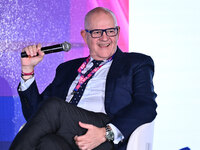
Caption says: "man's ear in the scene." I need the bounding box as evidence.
[81,30,87,43]
[117,26,120,37]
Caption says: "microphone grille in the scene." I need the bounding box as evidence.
[62,41,71,52]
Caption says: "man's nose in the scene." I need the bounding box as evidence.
[100,31,109,41]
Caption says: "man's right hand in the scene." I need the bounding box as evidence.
[21,44,45,80]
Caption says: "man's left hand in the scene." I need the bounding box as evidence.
[74,121,106,150]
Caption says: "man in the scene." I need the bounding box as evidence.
[10,7,157,150]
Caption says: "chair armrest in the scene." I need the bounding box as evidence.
[126,121,154,150]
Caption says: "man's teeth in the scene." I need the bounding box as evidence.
[99,44,110,47]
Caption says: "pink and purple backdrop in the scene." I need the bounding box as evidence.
[0,0,129,149]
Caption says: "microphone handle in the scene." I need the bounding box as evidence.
[41,43,63,54]
[21,43,63,58]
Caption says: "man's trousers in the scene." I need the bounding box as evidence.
[9,97,114,150]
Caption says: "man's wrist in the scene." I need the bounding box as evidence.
[21,70,34,81]
[21,65,34,72]
[21,75,34,81]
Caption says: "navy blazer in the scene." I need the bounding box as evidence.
[19,47,157,149]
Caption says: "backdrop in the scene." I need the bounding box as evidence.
[0,0,129,149]
[130,0,200,149]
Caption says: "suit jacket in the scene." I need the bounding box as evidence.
[18,47,157,150]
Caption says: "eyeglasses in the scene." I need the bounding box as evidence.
[85,26,119,38]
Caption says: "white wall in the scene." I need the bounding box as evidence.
[130,0,200,149]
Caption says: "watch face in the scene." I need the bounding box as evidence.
[106,125,114,141]
[107,132,114,141]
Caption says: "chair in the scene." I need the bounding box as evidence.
[126,121,155,150]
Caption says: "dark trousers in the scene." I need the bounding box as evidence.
[9,97,114,150]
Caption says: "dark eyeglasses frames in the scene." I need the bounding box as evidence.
[85,26,119,38]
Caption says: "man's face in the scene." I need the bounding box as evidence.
[81,12,120,60]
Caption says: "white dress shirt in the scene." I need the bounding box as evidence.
[20,57,124,144]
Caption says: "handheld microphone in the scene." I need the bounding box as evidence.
[21,41,71,58]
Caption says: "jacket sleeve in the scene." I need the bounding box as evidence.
[18,80,41,121]
[18,64,65,121]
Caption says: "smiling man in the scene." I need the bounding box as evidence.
[10,7,157,150]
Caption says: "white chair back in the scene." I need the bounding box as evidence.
[126,121,154,150]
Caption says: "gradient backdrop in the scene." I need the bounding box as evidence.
[0,0,129,149]
[130,0,200,149]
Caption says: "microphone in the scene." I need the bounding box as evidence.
[21,41,71,58]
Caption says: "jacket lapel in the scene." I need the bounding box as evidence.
[61,58,86,99]
[105,47,124,115]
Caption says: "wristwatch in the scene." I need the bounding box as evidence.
[105,125,114,141]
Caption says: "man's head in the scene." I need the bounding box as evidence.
[81,7,120,60]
